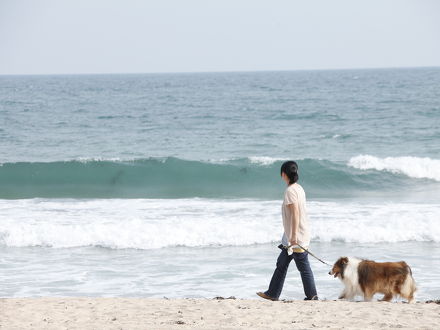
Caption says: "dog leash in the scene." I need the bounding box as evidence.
[295,244,332,266]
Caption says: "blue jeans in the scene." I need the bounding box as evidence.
[265,248,317,300]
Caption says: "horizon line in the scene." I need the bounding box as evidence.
[0,65,439,77]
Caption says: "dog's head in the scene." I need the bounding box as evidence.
[328,257,348,279]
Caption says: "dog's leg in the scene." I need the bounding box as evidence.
[403,292,415,304]
[401,274,416,303]
[343,287,356,301]
[338,289,347,300]
[363,289,374,302]
[379,293,393,302]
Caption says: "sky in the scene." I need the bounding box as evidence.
[0,0,439,74]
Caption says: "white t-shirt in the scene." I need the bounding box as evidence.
[281,183,311,248]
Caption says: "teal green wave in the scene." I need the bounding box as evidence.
[0,157,433,199]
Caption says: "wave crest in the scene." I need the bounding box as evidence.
[1,156,438,199]
[348,155,440,181]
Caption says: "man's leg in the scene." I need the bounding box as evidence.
[265,249,293,299]
[292,252,318,299]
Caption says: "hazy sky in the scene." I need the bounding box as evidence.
[1,0,439,74]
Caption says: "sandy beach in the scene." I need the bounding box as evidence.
[1,297,439,329]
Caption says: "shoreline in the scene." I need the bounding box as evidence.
[1,297,439,329]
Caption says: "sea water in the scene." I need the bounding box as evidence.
[1,68,439,300]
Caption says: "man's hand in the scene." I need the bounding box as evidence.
[289,239,298,246]
[287,240,299,256]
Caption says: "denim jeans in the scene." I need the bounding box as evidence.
[265,248,317,300]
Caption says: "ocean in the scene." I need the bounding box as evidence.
[1,67,439,301]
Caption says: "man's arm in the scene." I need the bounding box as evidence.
[288,202,300,246]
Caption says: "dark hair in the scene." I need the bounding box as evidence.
[280,161,299,184]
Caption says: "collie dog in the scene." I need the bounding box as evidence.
[329,257,416,302]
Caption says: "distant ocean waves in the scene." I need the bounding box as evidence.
[0,155,439,199]
[1,198,439,249]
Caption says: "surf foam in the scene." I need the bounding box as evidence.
[348,155,440,181]
[1,198,439,249]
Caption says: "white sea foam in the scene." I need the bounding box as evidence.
[76,157,125,163]
[1,198,439,249]
[311,201,440,243]
[248,156,284,165]
[209,156,285,166]
[75,156,168,163]
[205,156,285,166]
[348,155,440,181]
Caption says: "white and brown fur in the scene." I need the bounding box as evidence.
[329,257,416,302]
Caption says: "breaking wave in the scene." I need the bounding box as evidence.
[1,156,438,199]
[348,155,440,181]
[1,199,439,248]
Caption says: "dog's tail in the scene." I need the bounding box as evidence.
[401,265,417,303]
